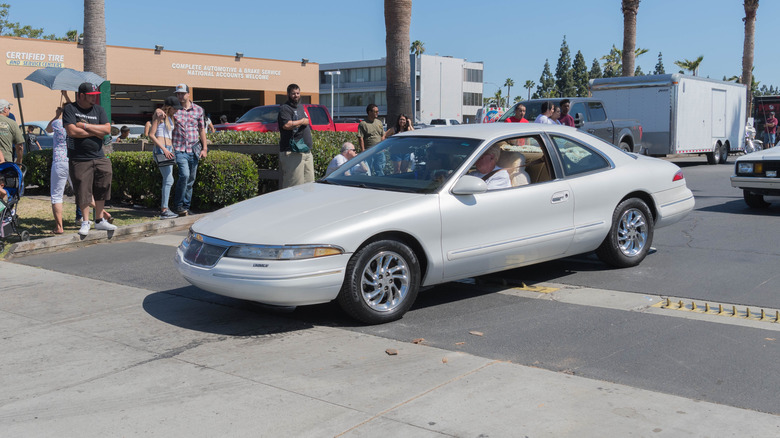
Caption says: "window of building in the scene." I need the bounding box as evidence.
[463,68,483,83]
[463,92,482,106]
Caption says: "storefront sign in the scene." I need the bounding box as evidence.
[171,63,282,81]
[5,51,65,68]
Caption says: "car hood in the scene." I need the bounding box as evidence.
[192,182,424,245]
[737,146,780,161]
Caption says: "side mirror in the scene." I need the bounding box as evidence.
[574,112,584,128]
[452,175,488,195]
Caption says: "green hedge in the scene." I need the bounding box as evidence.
[21,131,359,211]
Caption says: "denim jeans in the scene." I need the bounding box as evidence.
[173,150,199,211]
[370,151,386,176]
[159,163,174,210]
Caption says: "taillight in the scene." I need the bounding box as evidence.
[673,170,684,181]
[639,125,643,141]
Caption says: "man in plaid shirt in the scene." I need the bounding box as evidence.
[172,84,208,215]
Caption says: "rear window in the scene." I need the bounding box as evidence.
[306,106,330,126]
[430,119,446,125]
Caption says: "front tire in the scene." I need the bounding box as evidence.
[743,190,770,209]
[337,239,420,324]
[596,198,654,268]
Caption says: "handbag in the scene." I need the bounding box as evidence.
[289,136,310,153]
[154,148,174,167]
[154,119,175,167]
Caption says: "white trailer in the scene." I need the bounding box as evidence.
[590,74,746,164]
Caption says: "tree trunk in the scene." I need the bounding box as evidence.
[83,0,107,79]
[743,1,758,120]
[385,0,412,127]
[621,1,639,77]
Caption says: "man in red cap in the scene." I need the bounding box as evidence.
[63,82,116,236]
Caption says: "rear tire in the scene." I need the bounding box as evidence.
[596,198,654,268]
[619,141,631,153]
[743,190,770,209]
[706,144,722,165]
[337,239,420,324]
[719,144,729,164]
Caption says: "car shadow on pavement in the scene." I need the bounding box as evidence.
[698,198,780,215]
[142,287,315,336]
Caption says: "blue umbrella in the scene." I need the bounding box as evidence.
[24,67,105,91]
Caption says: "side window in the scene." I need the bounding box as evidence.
[587,102,607,122]
[306,106,330,126]
[550,135,610,176]
[571,102,587,122]
[489,136,552,187]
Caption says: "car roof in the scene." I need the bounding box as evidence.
[397,122,581,140]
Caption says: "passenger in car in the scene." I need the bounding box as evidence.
[469,144,511,190]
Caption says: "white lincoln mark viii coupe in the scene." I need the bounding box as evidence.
[176,124,695,324]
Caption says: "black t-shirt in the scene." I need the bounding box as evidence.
[277,101,313,152]
[63,102,109,161]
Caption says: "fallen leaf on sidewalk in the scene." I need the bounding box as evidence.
[765,338,776,341]
[412,338,425,344]
[469,331,484,337]
[385,348,398,356]
[442,357,448,363]
[455,342,465,345]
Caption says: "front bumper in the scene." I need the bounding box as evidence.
[730,176,780,196]
[175,244,350,306]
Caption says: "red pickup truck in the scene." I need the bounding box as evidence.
[215,104,359,133]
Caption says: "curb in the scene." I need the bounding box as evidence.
[4,214,204,260]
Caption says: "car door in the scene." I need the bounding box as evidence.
[438,136,575,281]
[583,101,614,144]
[548,133,616,255]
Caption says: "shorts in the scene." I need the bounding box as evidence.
[69,157,113,208]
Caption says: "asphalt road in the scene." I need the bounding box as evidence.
[12,156,780,416]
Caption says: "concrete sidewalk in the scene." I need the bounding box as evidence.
[1,261,778,437]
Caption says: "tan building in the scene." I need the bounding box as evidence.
[2,36,319,124]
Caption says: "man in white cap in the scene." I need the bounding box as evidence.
[63,82,117,236]
[171,83,207,215]
[0,99,24,164]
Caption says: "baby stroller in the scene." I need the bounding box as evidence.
[0,162,30,251]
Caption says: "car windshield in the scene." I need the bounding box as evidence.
[321,136,483,194]
[237,106,279,123]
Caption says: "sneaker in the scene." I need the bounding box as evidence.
[78,220,91,236]
[95,219,118,231]
[160,210,178,219]
[176,209,190,216]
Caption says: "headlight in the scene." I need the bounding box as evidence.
[737,162,756,174]
[226,244,344,260]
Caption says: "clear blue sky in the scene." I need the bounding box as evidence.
[6,0,778,98]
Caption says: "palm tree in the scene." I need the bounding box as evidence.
[504,78,514,107]
[524,80,535,100]
[410,40,425,57]
[621,0,641,77]
[385,0,412,126]
[83,0,106,79]
[743,0,759,118]
[674,56,704,76]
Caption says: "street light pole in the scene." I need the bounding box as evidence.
[324,71,341,119]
